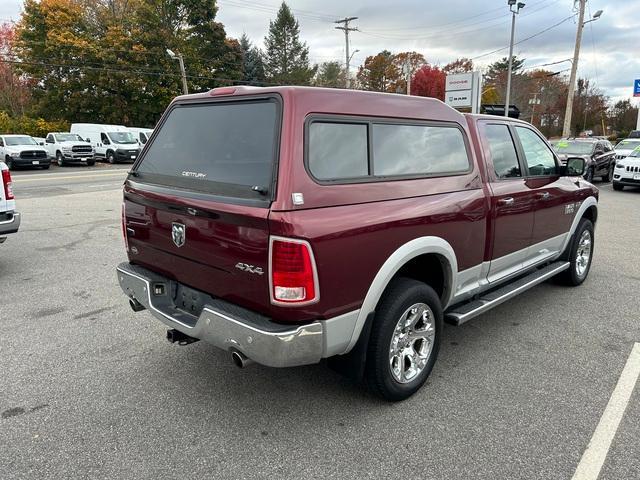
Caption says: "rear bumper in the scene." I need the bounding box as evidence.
[0,211,20,236]
[116,262,330,367]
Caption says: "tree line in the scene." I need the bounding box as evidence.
[0,0,636,138]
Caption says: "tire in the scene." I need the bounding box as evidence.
[87,160,95,166]
[365,277,442,401]
[613,182,624,191]
[584,167,594,183]
[602,164,614,183]
[5,156,13,170]
[107,150,115,164]
[557,218,594,286]
[56,151,64,167]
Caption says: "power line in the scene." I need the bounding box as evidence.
[471,15,576,61]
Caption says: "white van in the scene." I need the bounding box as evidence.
[127,127,154,145]
[70,124,140,163]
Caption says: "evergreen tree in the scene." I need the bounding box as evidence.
[314,61,344,88]
[263,2,316,85]
[240,33,265,84]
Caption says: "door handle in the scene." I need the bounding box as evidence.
[537,191,550,200]
[498,197,514,206]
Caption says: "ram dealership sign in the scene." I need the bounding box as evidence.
[445,72,482,113]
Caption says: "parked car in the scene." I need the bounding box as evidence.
[45,132,95,166]
[70,124,140,163]
[116,86,598,401]
[0,135,50,170]
[0,160,20,244]
[614,138,640,162]
[552,138,616,182]
[127,127,154,145]
[613,146,640,191]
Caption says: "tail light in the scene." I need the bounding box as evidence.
[121,202,129,252]
[2,169,14,200]
[270,237,319,305]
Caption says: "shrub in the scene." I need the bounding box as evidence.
[0,111,69,137]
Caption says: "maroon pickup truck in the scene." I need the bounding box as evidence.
[117,86,597,400]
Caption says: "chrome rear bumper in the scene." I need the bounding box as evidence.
[116,262,325,367]
[0,211,20,236]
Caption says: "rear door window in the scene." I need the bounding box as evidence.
[135,98,280,201]
[483,124,521,179]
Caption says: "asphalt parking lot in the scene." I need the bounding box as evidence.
[1,167,639,479]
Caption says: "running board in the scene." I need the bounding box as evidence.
[445,261,570,326]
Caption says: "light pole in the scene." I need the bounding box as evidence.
[166,48,188,95]
[504,0,525,117]
[562,5,603,137]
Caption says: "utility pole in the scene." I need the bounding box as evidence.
[562,0,586,137]
[335,17,358,89]
[528,92,541,125]
[166,49,188,95]
[504,1,525,117]
[404,61,412,95]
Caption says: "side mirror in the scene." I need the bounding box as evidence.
[564,157,586,176]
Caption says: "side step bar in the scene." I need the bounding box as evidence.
[445,261,570,326]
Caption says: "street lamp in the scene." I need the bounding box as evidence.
[504,0,525,117]
[166,48,188,95]
[562,5,603,137]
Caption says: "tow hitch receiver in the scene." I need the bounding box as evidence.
[166,329,199,346]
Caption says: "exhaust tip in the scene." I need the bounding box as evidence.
[231,350,253,368]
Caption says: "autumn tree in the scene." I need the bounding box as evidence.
[240,33,265,84]
[0,22,31,117]
[356,50,400,93]
[410,64,446,100]
[443,57,473,74]
[263,2,316,85]
[314,61,345,88]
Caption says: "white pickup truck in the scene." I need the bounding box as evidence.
[0,161,20,244]
[45,132,95,166]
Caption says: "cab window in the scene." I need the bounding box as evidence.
[515,127,557,176]
[483,124,521,179]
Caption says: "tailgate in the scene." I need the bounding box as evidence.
[124,184,271,312]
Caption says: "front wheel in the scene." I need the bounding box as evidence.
[5,157,13,170]
[107,151,115,164]
[558,218,594,286]
[602,164,614,183]
[365,278,442,401]
[584,167,594,183]
[56,151,64,166]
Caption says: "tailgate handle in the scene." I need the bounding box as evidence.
[498,197,514,206]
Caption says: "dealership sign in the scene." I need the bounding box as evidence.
[445,72,482,113]
[634,79,640,97]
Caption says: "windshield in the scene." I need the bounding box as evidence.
[615,139,640,150]
[55,133,83,142]
[553,140,594,155]
[4,136,38,146]
[108,132,136,144]
[629,147,640,158]
[135,99,279,201]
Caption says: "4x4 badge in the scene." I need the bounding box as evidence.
[235,263,264,275]
[171,222,186,247]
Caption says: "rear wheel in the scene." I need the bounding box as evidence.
[602,164,614,182]
[557,218,594,286]
[613,182,624,191]
[365,277,442,401]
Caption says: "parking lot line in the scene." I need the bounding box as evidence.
[13,171,128,183]
[571,343,640,480]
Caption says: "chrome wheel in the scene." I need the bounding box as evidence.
[575,230,592,277]
[389,303,435,384]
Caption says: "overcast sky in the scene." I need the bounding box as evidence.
[1,0,638,103]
